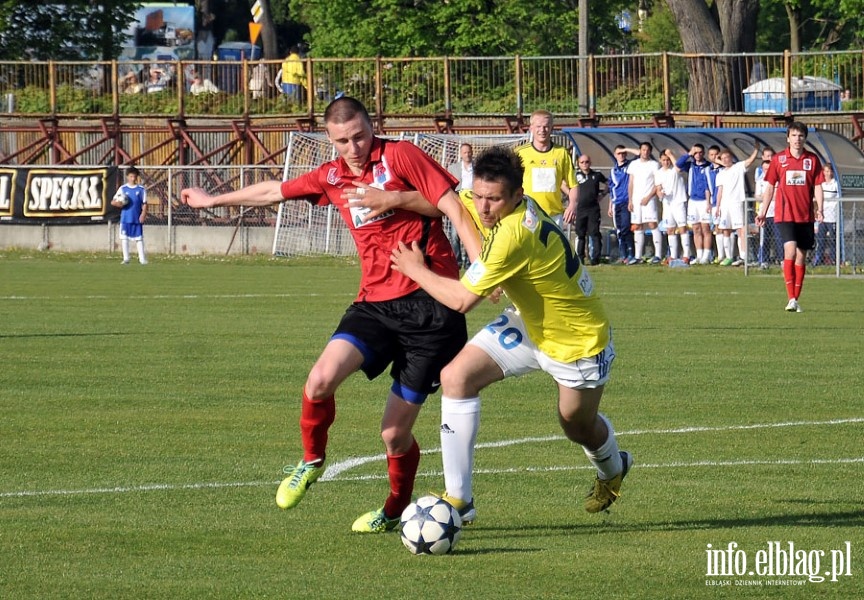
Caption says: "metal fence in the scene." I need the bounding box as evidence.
[2,50,863,121]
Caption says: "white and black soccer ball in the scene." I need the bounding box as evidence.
[400,495,462,555]
[112,188,130,207]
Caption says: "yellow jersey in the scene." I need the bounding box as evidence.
[515,143,577,217]
[462,197,609,362]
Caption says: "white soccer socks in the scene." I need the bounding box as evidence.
[440,395,481,503]
[582,413,623,481]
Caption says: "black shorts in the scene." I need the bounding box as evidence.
[333,289,467,402]
[777,222,815,251]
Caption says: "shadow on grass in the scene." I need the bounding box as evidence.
[468,510,864,537]
[0,332,131,339]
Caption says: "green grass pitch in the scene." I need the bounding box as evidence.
[1,251,862,599]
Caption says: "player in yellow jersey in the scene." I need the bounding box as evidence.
[515,110,578,226]
[391,147,632,520]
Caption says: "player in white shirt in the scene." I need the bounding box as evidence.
[714,144,760,266]
[814,164,840,266]
[627,142,661,263]
[655,149,691,262]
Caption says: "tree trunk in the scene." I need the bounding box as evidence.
[784,3,801,53]
[665,0,759,112]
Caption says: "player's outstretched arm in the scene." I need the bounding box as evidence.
[391,241,483,313]
[437,190,482,262]
[180,181,284,209]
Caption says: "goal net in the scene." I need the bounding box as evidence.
[272,132,528,257]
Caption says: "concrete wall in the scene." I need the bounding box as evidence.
[0,224,275,256]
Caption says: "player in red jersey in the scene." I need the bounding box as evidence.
[756,122,825,313]
[181,96,481,533]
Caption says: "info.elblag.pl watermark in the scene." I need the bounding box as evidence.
[705,541,853,586]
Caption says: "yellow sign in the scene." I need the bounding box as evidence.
[251,0,263,24]
[249,22,262,45]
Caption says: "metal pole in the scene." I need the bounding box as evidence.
[578,0,589,116]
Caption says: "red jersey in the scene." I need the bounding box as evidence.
[280,138,459,302]
[763,149,824,223]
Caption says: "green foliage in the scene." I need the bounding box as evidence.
[287,0,633,58]
[0,1,142,60]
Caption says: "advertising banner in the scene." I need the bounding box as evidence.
[0,166,121,225]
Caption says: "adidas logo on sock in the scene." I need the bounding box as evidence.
[440,424,454,434]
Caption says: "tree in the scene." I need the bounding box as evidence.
[664,0,759,111]
[285,0,631,58]
[0,0,141,60]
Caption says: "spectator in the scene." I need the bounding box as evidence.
[120,70,142,94]
[813,164,839,266]
[447,142,474,267]
[249,62,273,100]
[280,45,306,105]
[190,72,219,95]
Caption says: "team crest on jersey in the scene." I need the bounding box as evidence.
[372,156,393,188]
[326,168,340,186]
[778,154,788,165]
[576,172,588,184]
[522,201,540,232]
[803,158,813,171]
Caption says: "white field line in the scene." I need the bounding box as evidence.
[1,418,861,499]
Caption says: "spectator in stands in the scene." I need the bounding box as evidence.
[609,145,639,264]
[655,149,691,263]
[120,70,142,94]
[676,143,713,264]
[180,96,481,534]
[146,67,168,93]
[565,153,607,265]
[627,141,661,263]
[249,62,273,100]
[714,144,760,266]
[756,121,825,313]
[280,45,306,105]
[447,142,474,267]
[516,109,577,227]
[190,71,219,95]
[813,164,840,266]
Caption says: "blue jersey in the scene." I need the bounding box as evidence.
[675,155,711,202]
[609,159,632,205]
[707,165,722,206]
[119,184,146,224]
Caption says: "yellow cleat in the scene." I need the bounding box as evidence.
[275,459,325,509]
[585,451,633,513]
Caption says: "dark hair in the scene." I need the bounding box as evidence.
[708,145,721,153]
[474,146,524,196]
[126,166,140,176]
[692,143,705,152]
[787,121,809,139]
[323,96,372,126]
[640,141,653,152]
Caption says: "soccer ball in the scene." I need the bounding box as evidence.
[112,189,130,207]
[399,495,462,555]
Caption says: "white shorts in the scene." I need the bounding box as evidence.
[631,198,658,225]
[719,201,745,230]
[662,201,687,230]
[686,199,712,226]
[468,306,615,389]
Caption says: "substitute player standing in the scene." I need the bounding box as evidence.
[756,122,824,312]
[181,96,481,533]
[391,146,632,519]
